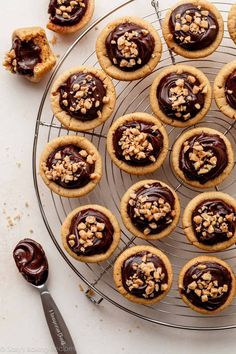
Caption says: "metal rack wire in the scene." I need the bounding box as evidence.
[33,0,236,330]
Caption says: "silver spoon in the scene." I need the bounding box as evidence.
[13,238,77,354]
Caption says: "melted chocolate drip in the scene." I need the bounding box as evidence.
[122,251,168,298]
[182,261,232,311]
[59,72,106,121]
[105,22,155,71]
[192,200,236,245]
[47,145,94,189]
[13,239,48,286]
[169,3,219,51]
[127,182,175,234]
[67,208,114,256]
[225,70,236,109]
[48,0,88,26]
[113,121,164,166]
[13,37,41,76]
[179,133,228,184]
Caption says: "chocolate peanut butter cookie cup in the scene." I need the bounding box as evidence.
[51,66,116,131]
[150,65,212,128]
[107,113,169,175]
[113,245,173,305]
[179,256,236,314]
[172,127,234,189]
[228,4,236,45]
[39,135,102,198]
[214,61,236,120]
[162,0,224,59]
[61,205,120,263]
[183,192,236,251]
[3,27,56,83]
[96,16,162,81]
[47,0,94,34]
[121,180,180,240]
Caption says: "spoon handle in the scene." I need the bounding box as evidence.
[39,284,77,354]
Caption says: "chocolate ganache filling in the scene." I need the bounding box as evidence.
[113,121,164,166]
[122,251,168,299]
[157,72,205,121]
[127,182,176,235]
[45,145,95,189]
[192,200,236,245]
[179,133,228,184]
[105,22,155,71]
[67,208,114,256]
[12,37,41,76]
[182,262,232,311]
[169,3,219,51]
[58,72,106,121]
[13,239,48,286]
[48,0,88,26]
[225,70,236,109]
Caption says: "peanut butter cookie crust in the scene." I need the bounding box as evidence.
[150,64,212,127]
[121,179,180,240]
[113,245,173,305]
[61,204,120,263]
[162,0,224,59]
[96,16,162,81]
[172,127,234,189]
[183,192,236,251]
[47,0,95,34]
[107,112,169,175]
[179,256,236,314]
[51,66,116,131]
[3,27,56,83]
[39,135,102,198]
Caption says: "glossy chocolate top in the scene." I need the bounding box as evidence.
[225,70,236,109]
[105,22,155,71]
[67,208,114,256]
[127,182,176,235]
[169,3,219,51]
[179,132,228,184]
[122,251,169,299]
[13,239,48,286]
[45,145,95,189]
[157,72,205,121]
[48,0,88,26]
[113,121,164,166]
[192,199,236,245]
[181,261,232,311]
[58,72,107,121]
[13,37,41,76]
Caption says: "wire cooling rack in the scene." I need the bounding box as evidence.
[33,0,236,330]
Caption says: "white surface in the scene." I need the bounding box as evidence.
[1,0,236,353]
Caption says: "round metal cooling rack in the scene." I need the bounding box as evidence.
[33,0,236,330]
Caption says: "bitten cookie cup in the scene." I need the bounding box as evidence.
[214,61,236,120]
[120,180,180,241]
[150,64,212,128]
[96,16,162,81]
[228,4,236,45]
[3,27,56,83]
[61,204,121,263]
[51,66,116,132]
[47,0,95,34]
[172,127,234,189]
[162,0,224,59]
[183,192,236,252]
[178,256,236,314]
[39,135,102,198]
[113,245,173,305]
[106,112,169,175]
